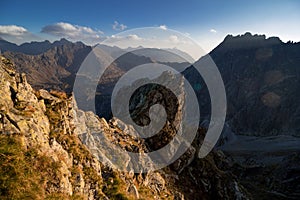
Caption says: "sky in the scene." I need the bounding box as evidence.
[0,0,300,58]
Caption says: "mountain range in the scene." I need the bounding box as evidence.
[2,33,300,137]
[1,33,300,199]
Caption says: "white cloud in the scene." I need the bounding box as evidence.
[41,22,104,43]
[169,35,179,43]
[112,21,127,31]
[0,25,44,45]
[159,25,167,30]
[126,34,142,40]
[210,29,217,33]
[0,25,28,36]
[109,34,142,42]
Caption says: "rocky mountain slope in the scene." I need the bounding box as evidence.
[0,56,248,199]
[184,32,300,136]
[2,39,92,92]
[182,33,300,198]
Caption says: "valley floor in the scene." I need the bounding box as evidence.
[219,135,300,199]
[220,135,300,165]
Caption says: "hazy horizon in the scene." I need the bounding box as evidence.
[1,0,299,56]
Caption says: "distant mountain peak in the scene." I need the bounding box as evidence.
[0,38,85,55]
[53,38,72,45]
[59,38,70,43]
[219,32,282,51]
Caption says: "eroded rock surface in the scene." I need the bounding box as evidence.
[0,56,248,199]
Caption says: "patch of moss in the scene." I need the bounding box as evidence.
[0,134,61,200]
[100,170,130,200]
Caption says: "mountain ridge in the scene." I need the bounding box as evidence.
[0,38,79,55]
[184,32,300,137]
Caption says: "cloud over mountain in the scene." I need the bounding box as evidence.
[169,35,179,43]
[41,22,104,43]
[0,25,28,36]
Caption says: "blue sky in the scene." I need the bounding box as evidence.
[1,0,300,54]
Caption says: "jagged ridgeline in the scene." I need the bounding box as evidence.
[0,56,248,199]
[2,34,300,136]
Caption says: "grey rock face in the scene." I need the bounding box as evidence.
[184,33,300,137]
